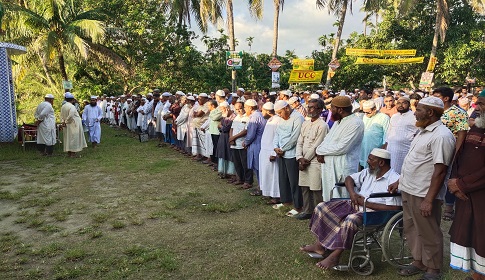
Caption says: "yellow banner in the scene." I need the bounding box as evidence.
[288,70,323,83]
[292,59,314,70]
[346,49,417,57]
[354,57,424,65]
[426,56,437,72]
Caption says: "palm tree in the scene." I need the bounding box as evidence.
[246,36,254,51]
[160,0,223,33]
[272,0,285,57]
[316,0,353,88]
[2,0,127,82]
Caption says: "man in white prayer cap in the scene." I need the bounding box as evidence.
[388,96,455,279]
[82,96,103,148]
[60,92,87,157]
[34,94,57,155]
[301,148,401,270]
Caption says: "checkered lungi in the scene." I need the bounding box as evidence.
[309,200,363,250]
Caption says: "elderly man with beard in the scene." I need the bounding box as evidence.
[60,92,87,158]
[34,94,57,156]
[316,96,365,201]
[388,96,455,280]
[448,90,485,280]
[215,101,237,180]
[360,100,390,169]
[383,96,418,173]
[192,93,210,161]
[300,148,401,269]
[294,98,329,220]
[82,96,103,148]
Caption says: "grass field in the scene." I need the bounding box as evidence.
[0,124,464,279]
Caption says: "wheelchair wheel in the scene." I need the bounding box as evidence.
[381,211,413,268]
[350,255,374,276]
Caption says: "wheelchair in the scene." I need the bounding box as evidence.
[329,183,413,275]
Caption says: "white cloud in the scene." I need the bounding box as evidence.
[191,0,367,58]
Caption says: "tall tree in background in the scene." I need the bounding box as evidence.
[2,0,126,82]
[160,0,223,32]
[272,0,285,56]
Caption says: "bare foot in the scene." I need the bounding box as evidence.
[299,243,325,255]
[316,256,339,269]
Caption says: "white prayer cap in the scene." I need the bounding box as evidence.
[175,91,184,96]
[245,99,257,107]
[219,101,229,107]
[279,90,291,96]
[416,91,424,98]
[340,90,346,96]
[187,96,195,101]
[162,92,171,97]
[120,95,126,98]
[141,97,147,101]
[64,92,74,98]
[452,94,459,101]
[310,93,320,100]
[45,94,54,99]
[198,93,208,98]
[363,100,376,110]
[232,93,238,97]
[458,97,470,106]
[274,100,288,111]
[147,92,153,96]
[419,96,444,109]
[127,98,132,101]
[466,93,474,97]
[215,90,225,97]
[317,90,323,93]
[288,96,299,105]
[237,87,245,93]
[262,102,274,110]
[90,95,97,100]
[269,91,277,96]
[303,91,310,95]
[370,148,391,160]
[398,96,411,102]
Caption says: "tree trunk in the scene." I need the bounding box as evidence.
[325,0,347,89]
[272,0,280,57]
[427,0,441,72]
[227,0,237,92]
[58,52,68,82]
[37,52,55,86]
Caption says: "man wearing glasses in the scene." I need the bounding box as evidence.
[360,100,390,170]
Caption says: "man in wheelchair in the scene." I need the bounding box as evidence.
[300,148,401,269]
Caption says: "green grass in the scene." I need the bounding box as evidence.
[0,124,466,279]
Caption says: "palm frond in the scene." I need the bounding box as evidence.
[248,0,263,19]
[86,42,130,76]
[69,19,105,43]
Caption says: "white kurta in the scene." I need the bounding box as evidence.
[201,119,212,157]
[60,102,87,152]
[82,105,103,143]
[34,101,56,146]
[316,114,365,201]
[160,101,171,134]
[296,119,329,190]
[259,115,282,198]
[385,110,418,174]
[175,104,190,141]
[137,104,148,131]
[154,101,164,133]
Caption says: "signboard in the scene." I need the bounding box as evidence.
[419,72,434,87]
[328,58,340,71]
[63,80,73,89]
[271,72,280,83]
[226,51,243,70]
[288,70,324,84]
[292,59,314,70]
[354,57,424,65]
[426,56,437,72]
[346,48,417,57]
[267,57,282,71]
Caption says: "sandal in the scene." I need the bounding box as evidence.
[397,265,426,276]
[443,210,454,221]
[240,183,252,190]
[249,190,262,196]
[266,198,281,205]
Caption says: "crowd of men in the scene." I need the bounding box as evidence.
[34,86,484,279]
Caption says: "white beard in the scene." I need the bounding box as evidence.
[475,115,485,129]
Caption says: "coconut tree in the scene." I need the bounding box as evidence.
[272,0,285,57]
[160,0,223,33]
[2,0,128,82]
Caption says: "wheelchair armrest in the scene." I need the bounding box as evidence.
[368,192,401,198]
[335,182,346,187]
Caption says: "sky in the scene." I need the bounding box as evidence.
[190,0,368,58]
